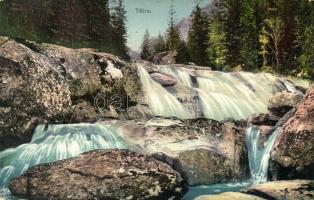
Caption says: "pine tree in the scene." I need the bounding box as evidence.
[187,3,210,66]
[239,0,259,70]
[111,0,129,59]
[153,33,167,54]
[141,29,152,60]
[298,26,314,78]
[175,40,189,64]
[166,2,181,52]
[83,0,112,49]
[221,0,242,67]
[208,1,227,70]
[298,1,314,78]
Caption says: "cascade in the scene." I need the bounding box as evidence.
[138,66,191,119]
[246,126,281,183]
[138,64,290,121]
[0,123,127,188]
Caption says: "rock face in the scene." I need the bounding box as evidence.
[195,192,266,200]
[150,72,177,86]
[70,101,98,123]
[0,37,71,150]
[270,86,314,179]
[248,113,280,126]
[243,180,314,200]
[149,51,176,65]
[9,149,187,200]
[0,37,142,150]
[268,92,303,117]
[177,148,241,185]
[117,118,249,185]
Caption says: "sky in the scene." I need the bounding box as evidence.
[122,0,208,51]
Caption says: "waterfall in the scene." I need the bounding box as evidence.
[138,64,290,121]
[245,126,281,183]
[138,66,191,119]
[0,123,127,188]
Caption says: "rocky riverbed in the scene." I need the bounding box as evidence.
[1,37,313,200]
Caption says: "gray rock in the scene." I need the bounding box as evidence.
[0,37,143,150]
[268,92,303,117]
[270,86,314,180]
[243,180,314,200]
[70,101,98,123]
[149,51,176,65]
[248,113,280,126]
[150,72,177,86]
[117,118,249,185]
[9,149,188,200]
[0,37,71,150]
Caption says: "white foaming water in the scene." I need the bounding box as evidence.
[138,66,191,119]
[138,64,289,121]
[0,124,127,188]
[246,126,281,183]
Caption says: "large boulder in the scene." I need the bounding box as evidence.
[117,118,249,185]
[270,85,314,179]
[268,92,303,117]
[9,149,187,200]
[248,113,280,126]
[0,37,71,150]
[149,51,176,65]
[150,72,177,87]
[0,37,143,150]
[176,148,243,185]
[243,180,314,200]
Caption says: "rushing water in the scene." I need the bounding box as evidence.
[0,65,296,199]
[246,126,282,183]
[138,64,291,121]
[0,124,127,189]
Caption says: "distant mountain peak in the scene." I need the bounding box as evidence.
[175,1,215,41]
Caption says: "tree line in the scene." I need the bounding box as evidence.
[0,0,129,59]
[141,0,314,79]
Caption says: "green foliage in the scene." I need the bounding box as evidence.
[212,0,313,77]
[263,17,285,71]
[153,34,167,54]
[259,27,269,67]
[208,14,227,70]
[239,0,258,70]
[175,40,189,64]
[140,29,152,60]
[298,26,314,79]
[187,4,210,66]
[221,0,241,67]
[0,0,128,58]
[166,2,181,51]
[111,0,129,59]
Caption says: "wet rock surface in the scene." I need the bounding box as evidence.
[9,149,187,200]
[248,113,280,126]
[117,118,249,185]
[270,85,314,179]
[268,92,303,117]
[150,72,177,86]
[243,180,314,200]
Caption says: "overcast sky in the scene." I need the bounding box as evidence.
[122,0,208,51]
